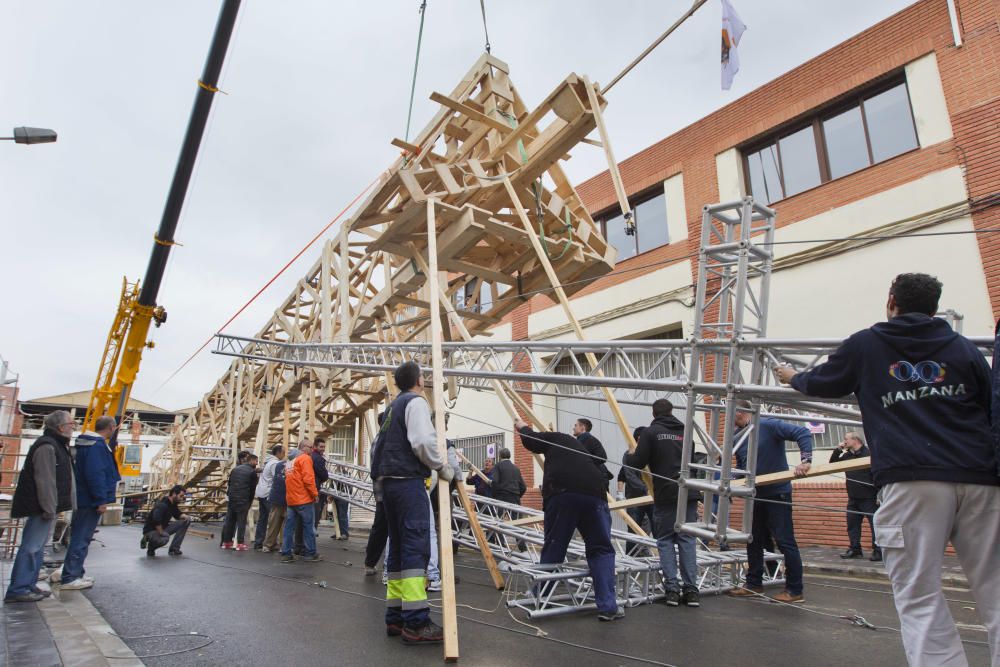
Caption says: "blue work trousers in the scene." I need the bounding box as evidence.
[747,492,803,594]
[383,478,431,629]
[61,507,103,583]
[539,492,618,614]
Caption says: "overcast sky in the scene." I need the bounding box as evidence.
[1,0,917,411]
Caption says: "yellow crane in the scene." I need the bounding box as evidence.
[81,0,242,475]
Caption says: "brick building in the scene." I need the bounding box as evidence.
[450,0,999,549]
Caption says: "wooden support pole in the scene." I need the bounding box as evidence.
[501,178,653,536]
[582,76,632,228]
[283,398,291,449]
[455,482,506,590]
[425,199,460,661]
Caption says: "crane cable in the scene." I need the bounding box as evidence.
[404,0,429,144]
[479,0,492,53]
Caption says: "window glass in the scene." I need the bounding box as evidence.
[746,144,783,204]
[603,212,636,261]
[778,126,821,197]
[864,83,918,162]
[635,193,668,254]
[823,106,870,179]
[479,282,492,312]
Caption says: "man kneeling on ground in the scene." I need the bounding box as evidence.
[141,485,191,556]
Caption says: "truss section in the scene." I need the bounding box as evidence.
[324,461,784,619]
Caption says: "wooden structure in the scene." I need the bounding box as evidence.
[150,53,618,492]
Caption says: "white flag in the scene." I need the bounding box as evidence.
[721,0,746,90]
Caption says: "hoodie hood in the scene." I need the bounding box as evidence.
[75,432,107,447]
[871,313,959,358]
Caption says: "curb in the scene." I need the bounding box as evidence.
[803,562,968,588]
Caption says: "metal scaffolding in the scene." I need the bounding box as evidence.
[325,461,784,618]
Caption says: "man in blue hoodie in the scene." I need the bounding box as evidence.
[777,273,999,667]
[60,416,121,590]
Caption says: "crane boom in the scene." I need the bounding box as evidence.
[82,0,242,475]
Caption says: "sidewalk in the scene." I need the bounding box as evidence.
[800,546,969,587]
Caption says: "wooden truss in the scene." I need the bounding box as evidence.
[150,52,622,499]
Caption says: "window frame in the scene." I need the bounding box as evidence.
[597,186,669,261]
[741,73,918,204]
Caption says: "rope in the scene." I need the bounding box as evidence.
[602,0,710,95]
[478,0,492,53]
[404,0,429,144]
[155,174,382,393]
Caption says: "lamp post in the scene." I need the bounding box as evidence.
[1,127,57,145]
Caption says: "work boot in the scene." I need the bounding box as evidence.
[4,592,44,603]
[682,589,700,608]
[281,554,296,563]
[727,585,763,597]
[169,549,183,556]
[146,548,157,557]
[771,590,805,604]
[401,621,444,645]
[839,548,863,559]
[869,549,883,562]
[664,590,681,606]
[597,606,625,622]
[386,623,403,637]
[30,587,52,598]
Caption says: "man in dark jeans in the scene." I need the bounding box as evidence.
[728,404,813,603]
[221,451,257,550]
[516,418,623,622]
[830,432,880,561]
[618,426,655,557]
[311,438,331,529]
[142,485,191,556]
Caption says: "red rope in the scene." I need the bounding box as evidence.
[155,174,382,393]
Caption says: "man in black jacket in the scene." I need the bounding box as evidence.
[490,448,526,505]
[515,418,623,622]
[142,485,191,556]
[830,432,880,561]
[5,411,76,603]
[618,426,655,557]
[572,419,614,492]
[221,451,257,550]
[777,273,999,666]
[623,399,699,607]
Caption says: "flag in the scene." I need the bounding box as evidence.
[721,0,746,90]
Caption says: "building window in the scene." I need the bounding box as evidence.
[599,189,669,261]
[743,77,918,204]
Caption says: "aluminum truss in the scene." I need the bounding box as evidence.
[323,460,784,619]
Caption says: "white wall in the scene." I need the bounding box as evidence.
[905,52,953,148]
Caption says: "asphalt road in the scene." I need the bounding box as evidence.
[76,524,991,666]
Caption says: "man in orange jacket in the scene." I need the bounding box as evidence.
[281,439,322,563]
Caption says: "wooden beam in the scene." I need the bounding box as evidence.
[734,457,872,487]
[455,482,505,590]
[425,200,459,661]
[430,91,511,134]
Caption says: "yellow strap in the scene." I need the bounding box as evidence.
[197,80,228,95]
[153,234,183,247]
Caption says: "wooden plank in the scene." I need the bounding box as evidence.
[430,91,511,134]
[734,457,873,487]
[433,164,464,196]
[425,200,460,661]
[581,75,632,232]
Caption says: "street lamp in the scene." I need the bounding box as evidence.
[1,127,57,145]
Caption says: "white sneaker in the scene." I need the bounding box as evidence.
[60,578,94,590]
[427,580,442,592]
[81,576,95,584]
